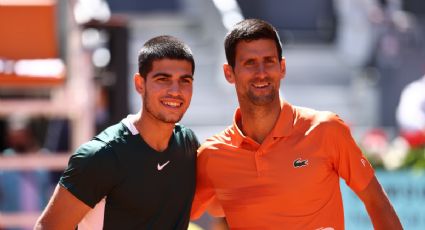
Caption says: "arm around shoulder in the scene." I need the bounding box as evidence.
[356,175,403,230]
[34,184,91,230]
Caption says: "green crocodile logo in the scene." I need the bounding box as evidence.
[293,158,308,168]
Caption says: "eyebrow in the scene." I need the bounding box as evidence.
[241,55,278,62]
[152,72,172,78]
[152,72,193,80]
[264,55,278,59]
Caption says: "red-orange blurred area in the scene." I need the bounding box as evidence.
[0,0,65,87]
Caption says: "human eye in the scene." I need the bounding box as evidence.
[180,76,193,85]
[151,73,173,84]
[157,77,169,82]
[244,59,256,66]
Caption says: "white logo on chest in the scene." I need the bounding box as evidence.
[157,161,170,171]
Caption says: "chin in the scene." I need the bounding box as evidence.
[162,115,184,124]
[250,97,274,106]
[247,92,277,105]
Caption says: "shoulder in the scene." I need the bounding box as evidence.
[61,125,125,192]
[95,122,132,144]
[197,126,232,155]
[174,124,199,145]
[174,124,197,140]
[293,106,349,133]
[71,122,130,166]
[174,124,200,152]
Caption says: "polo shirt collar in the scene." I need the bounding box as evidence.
[230,99,295,146]
[271,100,295,138]
[230,109,245,146]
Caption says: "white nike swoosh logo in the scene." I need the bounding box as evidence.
[157,161,170,171]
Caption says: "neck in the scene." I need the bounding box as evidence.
[134,112,175,152]
[239,98,281,144]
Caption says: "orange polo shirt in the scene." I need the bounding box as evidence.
[191,101,374,229]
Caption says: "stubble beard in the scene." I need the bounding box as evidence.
[143,91,184,124]
[246,83,277,106]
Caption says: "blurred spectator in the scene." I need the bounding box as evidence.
[361,128,389,159]
[396,74,425,147]
[0,115,51,230]
[333,0,385,67]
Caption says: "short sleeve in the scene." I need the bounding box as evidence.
[59,140,122,208]
[191,147,224,220]
[328,115,375,193]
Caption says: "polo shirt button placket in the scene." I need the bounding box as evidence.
[255,150,263,176]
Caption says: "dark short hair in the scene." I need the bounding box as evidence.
[224,19,283,68]
[138,35,195,77]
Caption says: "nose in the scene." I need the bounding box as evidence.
[256,63,267,79]
[167,80,181,96]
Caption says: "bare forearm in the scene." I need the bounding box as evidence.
[357,177,403,230]
[34,185,90,230]
[365,201,403,230]
[34,203,83,230]
[34,219,76,230]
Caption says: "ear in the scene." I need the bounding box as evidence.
[134,73,145,95]
[223,63,235,84]
[280,56,286,80]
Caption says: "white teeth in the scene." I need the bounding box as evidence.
[253,83,269,88]
[163,101,181,107]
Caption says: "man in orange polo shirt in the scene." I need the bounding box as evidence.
[191,19,402,229]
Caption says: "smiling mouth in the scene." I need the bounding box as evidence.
[161,100,183,108]
[252,82,270,88]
